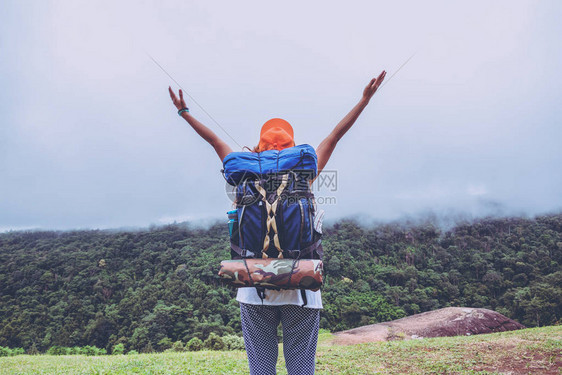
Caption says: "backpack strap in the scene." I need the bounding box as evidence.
[283,239,323,259]
[300,289,308,307]
[230,242,256,258]
[256,287,266,304]
[254,174,289,259]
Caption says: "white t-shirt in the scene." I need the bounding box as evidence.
[236,287,323,309]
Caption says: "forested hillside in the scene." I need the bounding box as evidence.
[1,214,561,353]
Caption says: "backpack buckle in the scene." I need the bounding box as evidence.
[241,249,255,258]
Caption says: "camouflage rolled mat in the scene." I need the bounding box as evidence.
[218,259,323,291]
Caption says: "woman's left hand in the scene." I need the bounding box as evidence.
[362,70,386,102]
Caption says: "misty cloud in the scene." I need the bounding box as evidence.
[1,1,561,231]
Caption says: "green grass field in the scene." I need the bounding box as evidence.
[1,326,560,374]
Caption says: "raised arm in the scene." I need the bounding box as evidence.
[169,87,233,162]
[316,71,386,174]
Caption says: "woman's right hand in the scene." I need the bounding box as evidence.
[168,86,187,110]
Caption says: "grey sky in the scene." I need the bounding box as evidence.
[1,0,561,231]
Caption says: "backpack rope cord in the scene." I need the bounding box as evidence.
[254,173,289,259]
[286,258,299,288]
[242,258,255,287]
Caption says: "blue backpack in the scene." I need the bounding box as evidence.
[222,144,323,261]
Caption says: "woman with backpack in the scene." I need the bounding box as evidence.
[169,69,386,375]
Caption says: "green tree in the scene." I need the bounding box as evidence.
[204,332,225,351]
[112,343,125,355]
[171,340,185,352]
[186,337,203,351]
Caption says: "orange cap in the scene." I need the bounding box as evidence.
[258,118,295,151]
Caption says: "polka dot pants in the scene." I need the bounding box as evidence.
[240,303,320,375]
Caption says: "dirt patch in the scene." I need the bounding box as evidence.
[331,307,525,345]
[468,340,562,375]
